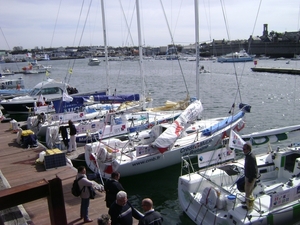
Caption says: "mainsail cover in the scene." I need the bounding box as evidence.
[152,100,203,153]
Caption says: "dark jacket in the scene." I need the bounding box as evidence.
[138,210,163,225]
[69,124,77,136]
[109,201,143,225]
[244,151,258,183]
[104,179,125,208]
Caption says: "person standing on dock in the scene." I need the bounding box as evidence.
[109,191,143,225]
[67,120,77,153]
[77,166,94,223]
[138,198,163,225]
[104,171,125,208]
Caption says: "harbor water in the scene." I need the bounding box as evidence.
[3,58,300,224]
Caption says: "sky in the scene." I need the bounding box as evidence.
[0,0,299,50]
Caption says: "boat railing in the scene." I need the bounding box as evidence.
[116,139,136,161]
[180,154,200,178]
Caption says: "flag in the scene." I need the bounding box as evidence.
[229,130,246,150]
[62,92,73,102]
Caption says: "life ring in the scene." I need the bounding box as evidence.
[200,187,218,209]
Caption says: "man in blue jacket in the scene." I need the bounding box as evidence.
[109,191,143,225]
[138,198,163,225]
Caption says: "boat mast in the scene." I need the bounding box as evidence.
[194,0,200,101]
[135,0,146,110]
[100,0,110,95]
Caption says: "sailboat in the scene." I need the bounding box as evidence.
[178,2,300,224]
[83,0,251,178]
[42,0,179,149]
[178,126,300,225]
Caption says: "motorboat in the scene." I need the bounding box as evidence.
[0,78,106,114]
[83,100,250,178]
[0,77,30,99]
[0,77,25,90]
[258,54,270,60]
[88,58,101,66]
[0,67,14,76]
[217,49,254,63]
[178,127,300,225]
[22,62,52,74]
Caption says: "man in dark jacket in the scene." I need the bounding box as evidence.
[104,171,125,208]
[109,191,143,225]
[67,120,77,153]
[138,198,163,225]
[243,143,258,210]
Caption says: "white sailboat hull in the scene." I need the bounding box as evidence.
[85,113,245,178]
[178,137,300,225]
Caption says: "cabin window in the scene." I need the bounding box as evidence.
[41,87,62,95]
[29,88,41,96]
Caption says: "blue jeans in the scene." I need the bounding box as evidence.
[80,198,90,220]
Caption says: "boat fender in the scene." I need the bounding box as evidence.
[97,147,107,163]
[200,187,218,209]
[217,194,226,210]
[214,187,225,209]
[16,128,23,144]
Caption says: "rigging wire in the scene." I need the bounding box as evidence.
[116,1,151,98]
[220,0,240,113]
[159,0,189,98]
[119,0,135,47]
[67,0,93,85]
[0,27,21,72]
[115,0,136,94]
[49,0,62,49]
[219,0,262,112]
[247,0,262,54]
[64,0,86,85]
[57,0,92,113]
[202,0,212,41]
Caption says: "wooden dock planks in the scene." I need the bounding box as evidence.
[0,122,139,225]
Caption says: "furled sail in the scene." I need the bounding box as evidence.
[152,100,203,153]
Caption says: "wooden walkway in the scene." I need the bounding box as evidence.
[0,122,139,225]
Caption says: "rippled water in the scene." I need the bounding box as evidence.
[5,58,300,224]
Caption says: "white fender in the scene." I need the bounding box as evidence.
[97,147,107,163]
[200,187,218,210]
[16,128,23,145]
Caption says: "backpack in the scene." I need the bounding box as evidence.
[71,176,84,197]
[88,186,96,199]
